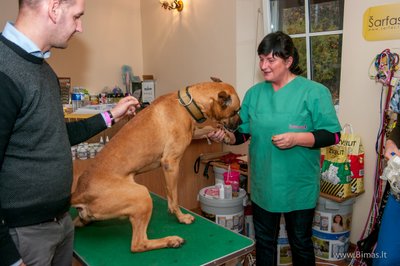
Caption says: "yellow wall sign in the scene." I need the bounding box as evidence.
[363,3,400,41]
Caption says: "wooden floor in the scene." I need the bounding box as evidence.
[72,258,81,266]
[316,258,354,266]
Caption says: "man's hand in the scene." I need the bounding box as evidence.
[109,96,141,123]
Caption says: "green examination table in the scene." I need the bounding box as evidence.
[71,193,254,266]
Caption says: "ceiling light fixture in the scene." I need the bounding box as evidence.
[160,0,184,12]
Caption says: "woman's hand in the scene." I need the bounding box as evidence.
[272,133,297,149]
[384,139,399,160]
[272,132,315,149]
[207,129,235,144]
[109,96,141,123]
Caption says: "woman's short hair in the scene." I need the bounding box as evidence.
[257,31,303,75]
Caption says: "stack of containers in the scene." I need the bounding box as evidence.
[312,197,355,261]
[198,166,248,233]
[277,216,292,265]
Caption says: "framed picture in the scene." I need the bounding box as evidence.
[58,77,71,104]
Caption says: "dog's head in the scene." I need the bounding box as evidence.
[190,80,241,131]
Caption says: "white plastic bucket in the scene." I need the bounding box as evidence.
[277,215,292,265]
[198,186,247,233]
[312,197,355,261]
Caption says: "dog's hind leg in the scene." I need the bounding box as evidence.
[129,185,184,252]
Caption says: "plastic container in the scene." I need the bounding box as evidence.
[312,197,355,261]
[213,166,226,184]
[223,171,240,196]
[199,186,247,233]
[277,216,292,265]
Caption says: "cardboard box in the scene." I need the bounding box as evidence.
[141,79,155,103]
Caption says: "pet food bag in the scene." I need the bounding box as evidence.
[342,124,365,195]
[320,144,352,199]
[320,124,365,199]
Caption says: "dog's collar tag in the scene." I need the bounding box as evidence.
[178,87,207,123]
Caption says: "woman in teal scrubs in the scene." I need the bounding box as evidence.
[208,31,341,266]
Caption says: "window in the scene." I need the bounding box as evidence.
[263,0,344,105]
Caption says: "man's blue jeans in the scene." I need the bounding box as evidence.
[252,201,316,266]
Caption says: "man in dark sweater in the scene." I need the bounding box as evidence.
[0,0,140,265]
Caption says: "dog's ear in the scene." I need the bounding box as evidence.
[210,76,222,82]
[217,91,232,109]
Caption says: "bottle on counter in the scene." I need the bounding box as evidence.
[71,87,82,112]
[96,137,105,154]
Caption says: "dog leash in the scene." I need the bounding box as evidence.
[194,157,219,179]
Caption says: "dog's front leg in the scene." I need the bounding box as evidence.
[162,159,194,224]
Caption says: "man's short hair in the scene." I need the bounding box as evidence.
[19,0,73,9]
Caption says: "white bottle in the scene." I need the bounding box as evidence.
[97,137,105,153]
[216,184,225,199]
[224,185,232,199]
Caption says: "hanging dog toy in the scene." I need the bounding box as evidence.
[371,49,399,86]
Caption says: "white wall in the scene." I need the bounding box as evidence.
[48,0,143,92]
[230,0,264,155]
[236,0,264,100]
[140,0,236,97]
[0,2,17,25]
[339,0,400,243]
[0,0,143,93]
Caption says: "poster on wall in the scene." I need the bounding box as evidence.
[363,3,400,41]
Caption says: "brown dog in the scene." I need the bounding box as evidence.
[71,80,241,252]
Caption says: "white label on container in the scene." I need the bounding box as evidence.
[313,211,352,233]
[216,211,244,233]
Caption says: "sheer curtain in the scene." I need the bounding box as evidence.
[262,0,279,34]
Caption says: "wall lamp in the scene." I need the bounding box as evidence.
[160,0,184,12]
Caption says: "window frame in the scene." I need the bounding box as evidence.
[262,0,344,81]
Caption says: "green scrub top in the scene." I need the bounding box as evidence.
[239,76,341,212]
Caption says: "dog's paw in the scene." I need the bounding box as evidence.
[73,217,85,227]
[178,213,195,224]
[73,217,91,227]
[167,236,185,248]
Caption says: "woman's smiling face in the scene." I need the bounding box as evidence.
[259,52,293,84]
